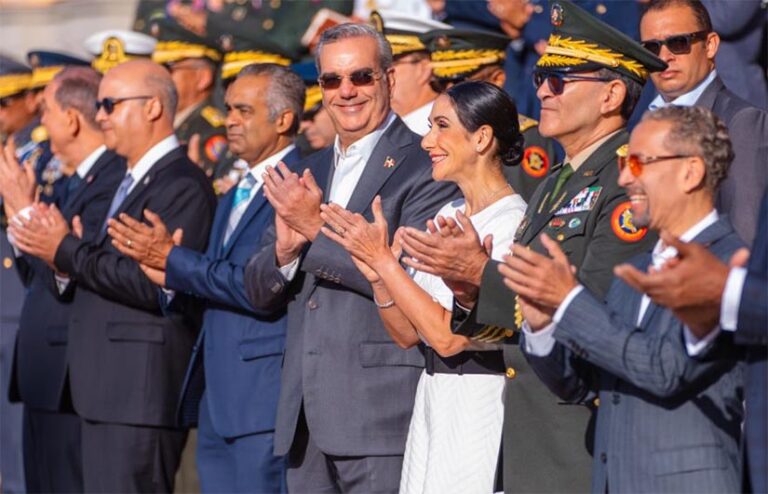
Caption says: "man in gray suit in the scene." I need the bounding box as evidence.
[244,24,458,492]
[640,0,768,245]
[502,105,745,493]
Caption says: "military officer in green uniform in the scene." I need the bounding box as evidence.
[151,16,234,180]
[422,27,559,202]
[400,2,667,491]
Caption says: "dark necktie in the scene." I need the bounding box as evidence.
[102,173,134,232]
[549,163,574,207]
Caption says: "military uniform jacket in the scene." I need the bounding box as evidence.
[454,129,657,493]
[504,115,558,203]
[176,99,235,180]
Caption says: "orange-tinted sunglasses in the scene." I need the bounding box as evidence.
[617,154,692,177]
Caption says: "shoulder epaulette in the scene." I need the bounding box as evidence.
[201,105,225,128]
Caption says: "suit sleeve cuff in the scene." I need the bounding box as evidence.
[553,285,585,324]
[720,267,746,331]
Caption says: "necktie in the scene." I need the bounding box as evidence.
[102,173,134,232]
[549,163,574,207]
[224,173,258,244]
[66,174,83,195]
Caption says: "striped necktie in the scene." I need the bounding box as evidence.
[224,173,257,244]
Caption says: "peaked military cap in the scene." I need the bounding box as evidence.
[370,10,452,57]
[84,30,157,73]
[291,59,322,114]
[537,0,666,83]
[422,29,510,81]
[0,54,32,99]
[150,17,222,65]
[218,31,293,81]
[27,50,90,89]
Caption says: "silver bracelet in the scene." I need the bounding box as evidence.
[373,293,395,309]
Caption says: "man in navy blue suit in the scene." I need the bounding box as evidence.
[616,190,767,493]
[1,66,125,493]
[108,63,306,493]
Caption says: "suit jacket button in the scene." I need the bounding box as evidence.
[505,367,517,379]
[307,299,318,310]
[3,257,12,269]
[612,393,620,405]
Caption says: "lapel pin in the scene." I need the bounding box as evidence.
[582,170,594,177]
[143,175,151,185]
[384,156,396,168]
[86,175,94,184]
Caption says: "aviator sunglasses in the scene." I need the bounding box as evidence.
[533,70,613,95]
[95,95,153,115]
[617,154,692,177]
[317,68,382,90]
[641,31,709,56]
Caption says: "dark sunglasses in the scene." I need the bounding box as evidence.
[317,69,381,90]
[617,153,692,177]
[95,95,153,115]
[533,71,613,95]
[641,31,709,56]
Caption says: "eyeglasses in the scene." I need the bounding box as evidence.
[641,31,709,56]
[317,69,382,90]
[617,153,692,177]
[95,96,153,115]
[533,71,614,95]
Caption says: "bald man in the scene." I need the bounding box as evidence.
[10,60,217,492]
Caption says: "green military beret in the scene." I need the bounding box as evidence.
[537,0,666,83]
[421,28,510,82]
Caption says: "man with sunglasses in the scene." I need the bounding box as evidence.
[401,1,666,491]
[151,17,235,183]
[10,59,217,492]
[244,23,458,492]
[504,104,745,493]
[640,0,768,246]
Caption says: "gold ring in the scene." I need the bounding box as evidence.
[126,239,132,248]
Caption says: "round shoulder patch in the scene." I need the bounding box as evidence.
[204,135,227,162]
[522,146,549,178]
[611,201,647,242]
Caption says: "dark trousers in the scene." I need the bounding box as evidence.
[286,408,403,494]
[23,407,83,493]
[196,392,285,493]
[80,419,187,493]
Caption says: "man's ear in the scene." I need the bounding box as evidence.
[145,97,164,121]
[65,108,81,137]
[681,156,707,193]
[704,32,720,62]
[600,79,626,116]
[275,109,296,135]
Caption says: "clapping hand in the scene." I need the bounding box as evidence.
[0,139,37,218]
[9,203,70,266]
[108,209,181,270]
[263,163,323,241]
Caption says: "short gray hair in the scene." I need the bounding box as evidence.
[315,23,393,73]
[236,63,305,136]
[642,105,732,193]
[145,71,178,119]
[53,66,102,129]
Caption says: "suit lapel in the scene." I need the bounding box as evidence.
[693,75,724,110]
[221,191,268,256]
[345,118,411,214]
[62,150,113,217]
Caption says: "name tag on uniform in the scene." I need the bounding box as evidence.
[555,186,602,216]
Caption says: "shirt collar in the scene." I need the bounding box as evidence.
[333,112,397,163]
[651,209,719,268]
[246,144,296,183]
[76,145,107,178]
[648,70,717,111]
[128,134,180,184]
[565,129,622,171]
[173,101,204,129]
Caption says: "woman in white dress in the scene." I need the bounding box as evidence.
[320,81,527,494]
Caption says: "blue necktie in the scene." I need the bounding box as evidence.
[102,173,134,232]
[224,173,257,244]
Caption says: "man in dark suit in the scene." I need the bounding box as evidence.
[615,195,767,492]
[639,0,768,244]
[2,66,124,493]
[108,63,306,493]
[10,59,217,493]
[398,2,666,491]
[504,105,745,493]
[244,23,458,492]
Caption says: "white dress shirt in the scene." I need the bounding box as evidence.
[648,70,718,111]
[402,101,434,137]
[524,210,720,357]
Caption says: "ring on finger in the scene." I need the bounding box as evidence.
[126,239,133,248]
